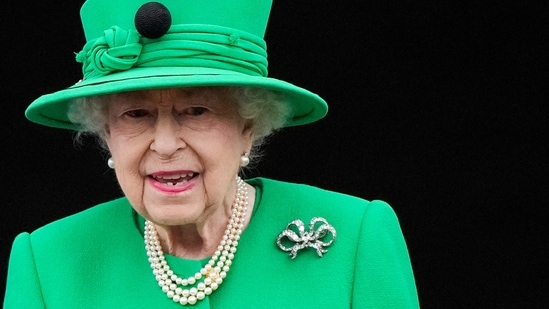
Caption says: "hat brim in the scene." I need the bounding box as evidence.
[25,67,328,130]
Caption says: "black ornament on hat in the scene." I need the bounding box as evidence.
[135,2,172,39]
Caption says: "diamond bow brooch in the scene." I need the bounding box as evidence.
[276,217,336,259]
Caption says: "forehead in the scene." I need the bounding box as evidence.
[110,87,232,105]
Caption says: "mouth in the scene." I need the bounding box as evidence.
[150,172,198,187]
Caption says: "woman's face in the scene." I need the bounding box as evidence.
[104,87,253,226]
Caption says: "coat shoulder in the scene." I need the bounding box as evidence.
[28,197,132,247]
[249,177,393,217]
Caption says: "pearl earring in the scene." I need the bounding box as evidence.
[107,157,115,169]
[240,153,250,167]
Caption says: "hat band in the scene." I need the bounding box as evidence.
[76,24,268,80]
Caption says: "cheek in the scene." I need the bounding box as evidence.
[205,126,247,160]
[106,134,148,190]
[221,117,251,146]
[106,125,150,158]
[112,156,147,212]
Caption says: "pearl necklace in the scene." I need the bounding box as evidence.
[144,176,248,306]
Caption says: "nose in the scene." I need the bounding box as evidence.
[149,114,186,158]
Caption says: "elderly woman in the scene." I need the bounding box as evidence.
[4,0,419,308]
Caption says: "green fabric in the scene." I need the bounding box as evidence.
[76,24,268,80]
[25,0,328,130]
[80,0,271,40]
[4,178,419,308]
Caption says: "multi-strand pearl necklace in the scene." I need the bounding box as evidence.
[144,176,248,306]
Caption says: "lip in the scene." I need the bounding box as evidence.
[148,170,197,194]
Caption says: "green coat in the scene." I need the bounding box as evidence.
[5,178,419,308]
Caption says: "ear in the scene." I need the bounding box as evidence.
[241,123,254,154]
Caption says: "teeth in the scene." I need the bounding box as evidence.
[154,173,194,180]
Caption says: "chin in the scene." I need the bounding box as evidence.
[146,207,203,226]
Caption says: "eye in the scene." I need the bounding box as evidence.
[185,107,208,116]
[124,109,150,118]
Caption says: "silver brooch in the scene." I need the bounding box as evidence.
[276,217,336,259]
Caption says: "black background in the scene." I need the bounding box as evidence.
[1,1,547,307]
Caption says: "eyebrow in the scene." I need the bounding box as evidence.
[109,87,228,111]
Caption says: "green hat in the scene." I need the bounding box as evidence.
[25,0,328,130]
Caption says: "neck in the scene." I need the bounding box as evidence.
[151,183,255,260]
[155,220,227,259]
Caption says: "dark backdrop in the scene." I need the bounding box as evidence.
[1,1,547,307]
